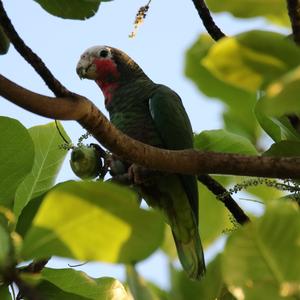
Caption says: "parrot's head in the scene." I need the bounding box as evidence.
[76,46,147,106]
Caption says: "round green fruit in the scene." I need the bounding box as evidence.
[70,145,102,179]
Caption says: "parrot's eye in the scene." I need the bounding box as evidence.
[99,49,109,58]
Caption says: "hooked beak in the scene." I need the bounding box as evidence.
[76,65,86,79]
[76,56,97,80]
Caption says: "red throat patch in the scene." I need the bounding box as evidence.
[93,58,120,107]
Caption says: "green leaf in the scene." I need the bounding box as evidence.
[126,265,159,300]
[0,26,9,55]
[264,141,300,156]
[185,35,255,105]
[198,180,231,248]
[170,255,236,300]
[260,66,300,116]
[36,280,89,300]
[222,108,260,144]
[146,282,169,300]
[16,193,44,238]
[185,34,259,142]
[194,130,258,155]
[14,122,70,219]
[0,223,11,270]
[254,99,283,142]
[222,201,300,299]
[202,31,300,92]
[41,268,130,300]
[21,181,164,263]
[161,226,178,261]
[205,0,289,26]
[34,0,102,20]
[0,117,34,208]
[255,98,300,142]
[0,285,12,300]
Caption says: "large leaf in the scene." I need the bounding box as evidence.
[205,0,289,26]
[0,223,11,271]
[34,0,103,20]
[194,130,258,155]
[198,180,232,248]
[14,122,70,219]
[260,66,300,116]
[35,280,90,300]
[0,117,34,208]
[126,265,159,300]
[0,285,12,300]
[202,31,300,93]
[170,256,236,300]
[21,181,164,263]
[41,268,130,300]
[254,99,283,142]
[185,34,258,142]
[16,193,44,238]
[264,141,300,156]
[255,98,300,142]
[222,201,300,300]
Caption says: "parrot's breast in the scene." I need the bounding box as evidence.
[108,80,163,147]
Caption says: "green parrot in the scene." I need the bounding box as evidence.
[76,46,205,279]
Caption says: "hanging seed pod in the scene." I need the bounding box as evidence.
[70,145,103,179]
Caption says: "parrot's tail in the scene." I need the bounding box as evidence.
[172,229,206,280]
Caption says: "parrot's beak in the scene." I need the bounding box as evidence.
[76,57,98,80]
[76,65,86,79]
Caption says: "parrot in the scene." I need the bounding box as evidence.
[76,46,205,279]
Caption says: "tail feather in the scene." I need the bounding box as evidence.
[172,229,205,280]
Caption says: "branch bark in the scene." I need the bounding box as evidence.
[287,0,300,45]
[191,0,225,41]
[1,73,300,179]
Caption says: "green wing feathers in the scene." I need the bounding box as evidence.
[149,86,205,279]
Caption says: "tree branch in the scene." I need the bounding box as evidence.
[198,175,250,225]
[287,0,300,45]
[0,0,70,97]
[1,73,300,179]
[191,0,225,41]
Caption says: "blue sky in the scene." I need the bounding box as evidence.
[0,0,279,289]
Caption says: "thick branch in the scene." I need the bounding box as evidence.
[0,75,88,119]
[0,0,70,97]
[198,175,250,225]
[287,0,300,44]
[1,73,300,179]
[191,0,225,41]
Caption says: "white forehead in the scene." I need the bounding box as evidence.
[82,45,110,56]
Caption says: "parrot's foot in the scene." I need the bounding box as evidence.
[128,164,159,186]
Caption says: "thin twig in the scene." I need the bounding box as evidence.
[0,0,71,97]
[198,175,250,225]
[20,258,50,274]
[286,0,300,44]
[191,0,226,41]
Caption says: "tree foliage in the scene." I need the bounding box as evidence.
[0,1,300,299]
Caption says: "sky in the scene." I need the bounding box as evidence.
[0,0,279,290]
